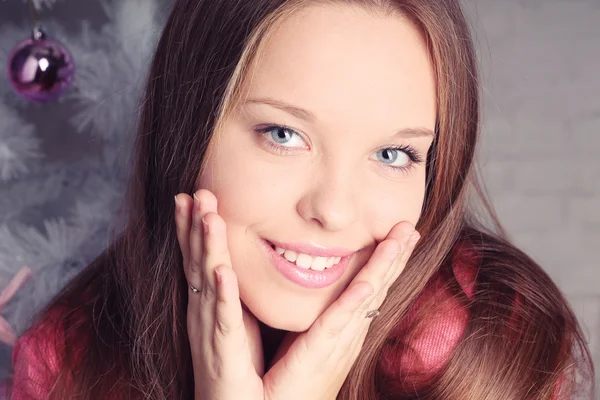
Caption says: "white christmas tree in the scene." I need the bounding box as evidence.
[0,0,162,377]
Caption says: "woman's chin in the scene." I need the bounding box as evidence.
[261,312,315,332]
[239,283,338,332]
[272,319,313,333]
[249,303,318,332]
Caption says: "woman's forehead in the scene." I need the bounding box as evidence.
[240,3,437,134]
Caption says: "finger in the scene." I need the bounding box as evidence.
[210,264,262,383]
[344,238,407,332]
[363,230,421,323]
[186,190,218,337]
[213,265,244,335]
[328,240,397,334]
[212,265,253,362]
[346,311,373,362]
[305,282,374,355]
[350,239,401,296]
[349,221,412,292]
[381,222,415,282]
[386,230,420,284]
[387,221,415,246]
[343,224,413,320]
[189,190,217,284]
[174,194,194,263]
[200,211,233,299]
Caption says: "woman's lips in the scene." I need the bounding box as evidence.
[260,239,353,289]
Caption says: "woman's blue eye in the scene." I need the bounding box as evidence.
[270,127,293,144]
[372,148,411,168]
[261,126,306,147]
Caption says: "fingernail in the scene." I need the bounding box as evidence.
[409,232,421,245]
[174,195,180,208]
[201,216,209,233]
[215,266,225,284]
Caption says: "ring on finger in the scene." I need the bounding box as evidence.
[365,309,380,318]
[189,284,201,294]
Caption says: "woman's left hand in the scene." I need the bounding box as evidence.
[262,222,420,400]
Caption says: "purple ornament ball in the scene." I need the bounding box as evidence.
[7,28,75,103]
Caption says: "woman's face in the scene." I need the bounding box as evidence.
[198,4,436,331]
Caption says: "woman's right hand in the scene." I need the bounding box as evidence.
[175,189,265,400]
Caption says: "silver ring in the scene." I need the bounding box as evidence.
[190,284,201,294]
[365,309,380,319]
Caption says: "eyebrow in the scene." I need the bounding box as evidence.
[244,97,435,138]
[245,97,317,123]
[392,127,435,139]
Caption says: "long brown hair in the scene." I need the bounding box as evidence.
[9,0,594,399]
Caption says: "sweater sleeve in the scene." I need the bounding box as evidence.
[10,316,63,399]
[377,246,478,394]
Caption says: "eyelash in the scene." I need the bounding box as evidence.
[379,145,423,173]
[253,124,425,174]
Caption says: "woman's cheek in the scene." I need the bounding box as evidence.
[365,181,426,241]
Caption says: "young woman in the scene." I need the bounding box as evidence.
[8,0,595,399]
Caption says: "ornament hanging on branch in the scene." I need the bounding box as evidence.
[6,1,75,103]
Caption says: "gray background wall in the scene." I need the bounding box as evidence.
[0,0,598,395]
[467,1,599,393]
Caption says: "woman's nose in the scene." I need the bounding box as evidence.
[296,168,359,232]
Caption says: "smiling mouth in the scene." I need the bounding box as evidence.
[261,239,352,288]
[267,241,343,271]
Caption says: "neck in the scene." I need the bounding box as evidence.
[259,320,287,370]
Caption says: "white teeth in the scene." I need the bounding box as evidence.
[283,249,297,262]
[311,256,327,271]
[326,257,336,268]
[274,245,343,270]
[295,254,312,269]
